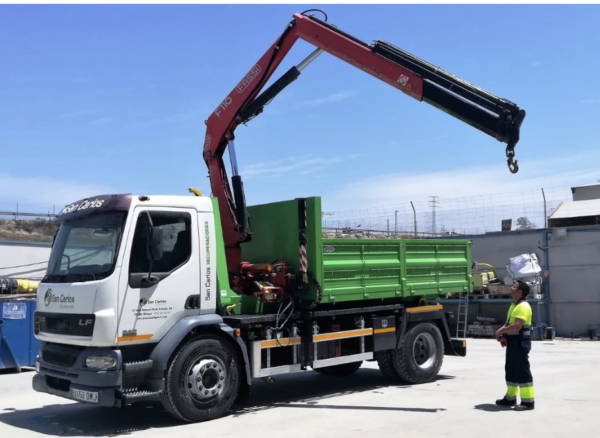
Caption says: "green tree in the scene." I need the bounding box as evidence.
[516,216,536,229]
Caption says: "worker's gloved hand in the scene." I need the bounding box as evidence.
[500,337,508,348]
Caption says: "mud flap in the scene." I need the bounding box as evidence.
[449,338,467,357]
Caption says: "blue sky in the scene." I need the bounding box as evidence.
[1,4,599,231]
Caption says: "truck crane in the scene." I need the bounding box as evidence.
[204,10,525,281]
[31,11,526,423]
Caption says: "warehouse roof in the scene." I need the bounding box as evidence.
[548,199,600,227]
[550,199,600,219]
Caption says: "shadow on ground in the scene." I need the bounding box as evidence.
[0,368,35,376]
[0,368,454,436]
[474,403,510,412]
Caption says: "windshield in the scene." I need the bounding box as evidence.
[44,212,126,283]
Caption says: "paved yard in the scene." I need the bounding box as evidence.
[0,338,598,437]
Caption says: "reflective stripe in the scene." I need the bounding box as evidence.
[406,305,442,313]
[520,385,535,401]
[260,338,301,348]
[374,327,395,334]
[118,334,153,342]
[506,381,519,387]
[521,398,535,403]
[519,382,534,388]
[505,394,517,401]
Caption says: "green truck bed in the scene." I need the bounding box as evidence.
[241,197,472,308]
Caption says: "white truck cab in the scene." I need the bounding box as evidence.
[33,193,242,416]
[36,193,220,346]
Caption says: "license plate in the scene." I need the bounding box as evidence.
[71,388,99,403]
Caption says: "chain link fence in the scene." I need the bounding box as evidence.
[0,199,58,219]
[322,185,574,238]
[0,184,579,237]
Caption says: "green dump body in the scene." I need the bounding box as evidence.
[242,197,473,307]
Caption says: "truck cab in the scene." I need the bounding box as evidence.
[33,193,228,406]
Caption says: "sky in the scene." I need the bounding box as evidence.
[1,4,599,233]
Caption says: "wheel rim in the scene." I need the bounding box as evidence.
[413,332,436,369]
[187,356,227,401]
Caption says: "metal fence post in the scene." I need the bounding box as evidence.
[410,201,417,238]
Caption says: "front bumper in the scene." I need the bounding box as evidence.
[32,373,117,407]
[32,342,123,407]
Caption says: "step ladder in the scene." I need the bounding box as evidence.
[455,291,469,339]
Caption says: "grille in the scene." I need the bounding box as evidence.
[42,344,83,367]
[44,351,78,367]
[47,317,71,333]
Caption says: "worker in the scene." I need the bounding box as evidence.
[494,280,535,411]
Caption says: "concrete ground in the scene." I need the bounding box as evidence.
[0,338,598,437]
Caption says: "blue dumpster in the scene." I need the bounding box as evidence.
[0,299,40,372]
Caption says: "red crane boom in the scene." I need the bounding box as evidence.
[202,11,526,280]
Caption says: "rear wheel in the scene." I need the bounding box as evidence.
[313,361,363,376]
[390,322,444,384]
[160,335,241,423]
[375,351,401,382]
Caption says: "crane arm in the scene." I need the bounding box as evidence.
[202,11,526,275]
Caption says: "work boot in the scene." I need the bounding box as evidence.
[495,397,516,407]
[514,402,535,411]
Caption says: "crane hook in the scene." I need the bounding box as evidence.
[505,144,519,174]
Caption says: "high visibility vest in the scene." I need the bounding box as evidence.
[505,299,532,339]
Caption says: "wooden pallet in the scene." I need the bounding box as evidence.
[486,284,513,295]
[467,323,502,338]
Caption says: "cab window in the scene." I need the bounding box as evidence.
[129,211,192,273]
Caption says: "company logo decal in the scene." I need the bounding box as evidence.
[43,289,75,307]
[59,198,105,215]
[44,289,52,307]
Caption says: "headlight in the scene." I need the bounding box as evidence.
[85,356,117,369]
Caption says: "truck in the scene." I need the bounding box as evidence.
[31,11,526,422]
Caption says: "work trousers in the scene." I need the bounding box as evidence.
[505,336,535,403]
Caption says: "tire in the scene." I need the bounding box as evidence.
[313,361,363,376]
[390,322,444,384]
[160,335,241,423]
[375,351,402,382]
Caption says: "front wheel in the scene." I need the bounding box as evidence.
[160,335,241,423]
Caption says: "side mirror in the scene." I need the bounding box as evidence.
[147,226,164,261]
